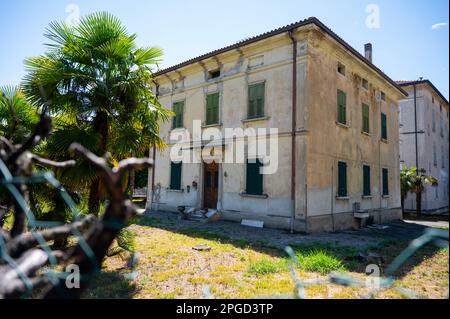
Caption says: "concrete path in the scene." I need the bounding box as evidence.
[404,219,449,229]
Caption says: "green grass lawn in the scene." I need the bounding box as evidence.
[83,216,449,299]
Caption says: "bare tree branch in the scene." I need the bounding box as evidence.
[31,154,76,169]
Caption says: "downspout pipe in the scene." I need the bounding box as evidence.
[413,83,419,175]
[288,30,297,234]
[148,82,159,211]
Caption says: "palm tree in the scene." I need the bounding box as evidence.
[0,85,39,144]
[400,166,438,215]
[22,12,171,215]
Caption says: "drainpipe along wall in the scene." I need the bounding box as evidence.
[288,30,297,234]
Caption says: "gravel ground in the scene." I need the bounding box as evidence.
[140,210,442,250]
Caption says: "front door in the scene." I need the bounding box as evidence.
[203,162,218,209]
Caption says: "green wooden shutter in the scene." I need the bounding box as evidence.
[172,102,184,129]
[256,83,265,117]
[170,162,182,190]
[363,165,371,196]
[206,93,219,125]
[362,104,370,133]
[382,168,389,196]
[246,159,263,195]
[338,161,347,197]
[248,83,264,118]
[338,90,346,124]
[381,113,387,140]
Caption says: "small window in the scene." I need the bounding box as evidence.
[337,161,347,197]
[337,90,347,125]
[382,168,389,196]
[362,103,370,133]
[172,101,184,129]
[381,91,386,101]
[208,69,221,79]
[432,97,435,104]
[432,111,436,132]
[248,82,265,119]
[381,112,387,140]
[337,62,346,76]
[433,143,437,166]
[170,162,182,190]
[363,165,371,196]
[246,159,263,195]
[205,92,219,125]
[362,79,369,90]
[442,146,445,168]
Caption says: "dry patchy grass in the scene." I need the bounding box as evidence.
[84,218,449,299]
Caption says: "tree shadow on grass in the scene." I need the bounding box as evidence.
[82,271,139,299]
[130,213,448,282]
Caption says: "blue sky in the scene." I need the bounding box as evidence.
[0,0,448,98]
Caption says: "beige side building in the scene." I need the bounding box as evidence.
[146,17,407,233]
[397,80,449,213]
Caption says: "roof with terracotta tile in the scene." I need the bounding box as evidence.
[155,17,407,96]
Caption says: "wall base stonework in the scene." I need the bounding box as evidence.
[305,208,403,233]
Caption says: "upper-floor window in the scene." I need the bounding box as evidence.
[248,82,265,119]
[432,97,435,104]
[337,89,347,125]
[362,103,370,133]
[205,92,220,125]
[172,101,184,129]
[381,91,386,101]
[442,146,445,168]
[337,62,346,76]
[381,112,388,140]
[362,78,369,90]
[440,118,444,137]
[208,69,221,80]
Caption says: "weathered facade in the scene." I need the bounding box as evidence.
[397,80,449,213]
[146,17,407,233]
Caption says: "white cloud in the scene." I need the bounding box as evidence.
[431,22,448,30]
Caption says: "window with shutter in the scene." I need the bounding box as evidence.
[362,104,370,133]
[337,90,346,124]
[170,162,182,190]
[206,93,219,125]
[363,165,371,196]
[381,112,387,140]
[248,83,265,119]
[246,159,263,195]
[338,161,347,197]
[172,101,184,129]
[382,168,389,196]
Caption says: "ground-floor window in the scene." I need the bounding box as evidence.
[337,161,347,197]
[246,159,263,195]
[382,168,389,196]
[170,162,182,190]
[363,165,371,196]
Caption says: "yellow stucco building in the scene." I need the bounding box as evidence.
[146,17,407,233]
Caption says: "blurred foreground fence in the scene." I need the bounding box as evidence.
[0,115,152,299]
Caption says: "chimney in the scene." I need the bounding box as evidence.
[364,43,373,63]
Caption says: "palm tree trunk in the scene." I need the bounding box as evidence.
[129,169,135,199]
[89,110,109,216]
[416,192,422,216]
[401,196,405,215]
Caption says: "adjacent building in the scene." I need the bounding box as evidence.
[397,80,449,213]
[146,17,407,233]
